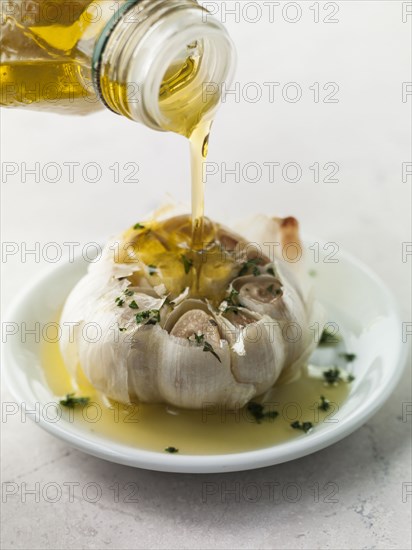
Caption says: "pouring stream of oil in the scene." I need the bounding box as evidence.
[158,41,217,249]
[189,122,210,248]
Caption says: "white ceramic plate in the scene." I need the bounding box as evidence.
[2,241,406,473]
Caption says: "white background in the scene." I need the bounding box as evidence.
[1,1,411,549]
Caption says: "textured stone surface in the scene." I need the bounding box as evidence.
[1,2,411,549]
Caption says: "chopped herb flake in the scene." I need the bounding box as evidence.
[189,333,221,363]
[340,352,357,362]
[239,258,261,277]
[291,420,313,433]
[266,266,276,276]
[322,367,354,385]
[318,395,331,411]
[119,327,127,332]
[135,309,160,325]
[323,367,342,385]
[228,289,239,301]
[59,393,90,408]
[116,288,134,305]
[165,446,179,453]
[223,289,240,314]
[203,341,221,363]
[267,284,282,297]
[247,401,279,423]
[193,333,205,345]
[181,254,193,274]
[148,264,157,276]
[129,300,139,310]
[319,328,340,346]
[133,223,145,230]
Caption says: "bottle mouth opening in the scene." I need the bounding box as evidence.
[126,13,236,134]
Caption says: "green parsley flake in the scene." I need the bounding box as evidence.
[318,395,331,411]
[129,300,139,310]
[239,258,261,277]
[189,333,221,363]
[267,284,282,297]
[193,333,205,345]
[247,401,279,423]
[59,393,90,408]
[135,310,160,326]
[322,367,342,385]
[203,341,221,363]
[223,289,240,314]
[165,446,179,453]
[181,254,193,274]
[291,421,313,433]
[323,368,355,385]
[133,223,145,230]
[340,352,357,362]
[319,328,341,346]
[148,265,157,276]
[115,288,134,306]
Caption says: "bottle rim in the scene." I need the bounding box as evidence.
[133,16,236,132]
[95,0,236,131]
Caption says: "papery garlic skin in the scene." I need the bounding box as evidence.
[60,214,324,409]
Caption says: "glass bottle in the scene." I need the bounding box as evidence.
[0,0,235,136]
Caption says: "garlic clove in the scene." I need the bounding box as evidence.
[164,299,212,331]
[216,312,286,395]
[232,319,287,395]
[232,275,285,318]
[171,310,221,348]
[127,325,165,403]
[155,332,255,409]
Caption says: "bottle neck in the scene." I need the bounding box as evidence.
[93,0,235,134]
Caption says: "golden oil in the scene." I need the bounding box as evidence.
[42,336,350,455]
[1,0,101,111]
[119,215,243,302]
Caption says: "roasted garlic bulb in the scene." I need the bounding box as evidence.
[60,212,323,409]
